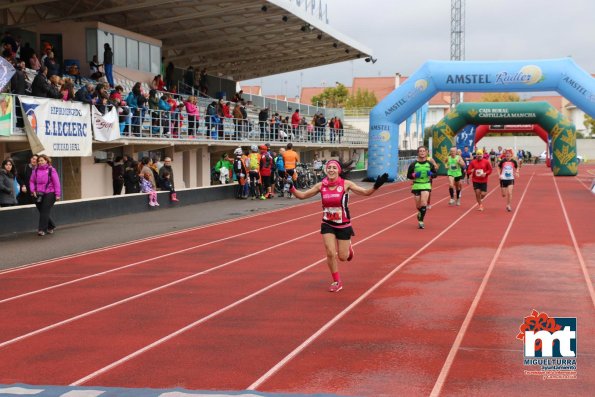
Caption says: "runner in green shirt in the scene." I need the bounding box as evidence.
[407,146,437,229]
[446,147,466,206]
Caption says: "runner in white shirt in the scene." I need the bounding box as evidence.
[497,149,520,212]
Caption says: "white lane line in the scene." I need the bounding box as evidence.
[553,176,595,310]
[246,185,502,391]
[0,185,406,276]
[0,193,417,349]
[70,193,455,386]
[429,174,535,397]
[0,183,423,304]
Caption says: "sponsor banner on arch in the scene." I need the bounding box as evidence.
[19,96,92,157]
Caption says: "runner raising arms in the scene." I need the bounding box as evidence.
[407,146,437,229]
[497,149,519,212]
[290,160,388,292]
[446,147,466,206]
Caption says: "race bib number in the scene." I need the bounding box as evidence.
[450,164,458,170]
[502,165,514,180]
[323,207,344,223]
[475,169,484,177]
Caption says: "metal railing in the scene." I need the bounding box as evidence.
[4,94,368,146]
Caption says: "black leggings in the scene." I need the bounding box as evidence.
[35,192,56,232]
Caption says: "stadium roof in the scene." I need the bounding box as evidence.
[3,0,373,81]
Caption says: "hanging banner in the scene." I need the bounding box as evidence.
[0,57,16,91]
[19,96,92,157]
[0,94,13,136]
[92,106,121,142]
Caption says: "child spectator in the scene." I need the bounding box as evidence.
[140,171,159,207]
[160,170,179,202]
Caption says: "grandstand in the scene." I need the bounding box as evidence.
[0,0,374,200]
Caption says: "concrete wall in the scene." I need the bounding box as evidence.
[0,169,368,236]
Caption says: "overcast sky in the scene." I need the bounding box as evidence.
[242,0,595,98]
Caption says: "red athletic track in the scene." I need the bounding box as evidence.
[0,165,593,396]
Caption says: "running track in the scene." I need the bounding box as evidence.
[0,165,594,396]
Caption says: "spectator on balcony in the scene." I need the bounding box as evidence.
[335,117,344,142]
[1,32,17,57]
[315,112,327,142]
[74,83,95,104]
[291,109,300,136]
[126,82,143,136]
[198,68,208,97]
[184,66,195,94]
[165,61,174,91]
[158,93,172,136]
[151,74,165,91]
[60,78,75,101]
[184,96,199,137]
[94,82,111,114]
[328,117,336,143]
[232,90,244,103]
[44,52,60,79]
[103,43,114,87]
[222,101,232,119]
[148,89,159,135]
[10,60,26,95]
[232,102,243,140]
[20,42,34,68]
[258,107,269,141]
[29,52,41,71]
[89,55,104,80]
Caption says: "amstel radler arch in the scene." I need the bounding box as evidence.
[368,58,595,179]
[432,101,576,175]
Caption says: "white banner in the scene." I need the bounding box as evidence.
[19,96,93,157]
[92,106,120,142]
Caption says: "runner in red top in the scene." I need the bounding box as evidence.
[290,160,388,292]
[466,149,493,211]
[497,148,520,212]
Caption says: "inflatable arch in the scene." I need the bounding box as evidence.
[368,58,595,179]
[432,101,577,175]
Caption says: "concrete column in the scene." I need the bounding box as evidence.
[181,149,197,189]
[196,147,210,187]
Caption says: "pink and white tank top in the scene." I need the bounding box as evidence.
[320,178,351,228]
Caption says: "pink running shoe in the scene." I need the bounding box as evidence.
[347,244,354,261]
[328,281,343,292]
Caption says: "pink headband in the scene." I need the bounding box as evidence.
[326,160,342,174]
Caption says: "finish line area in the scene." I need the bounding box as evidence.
[0,164,593,397]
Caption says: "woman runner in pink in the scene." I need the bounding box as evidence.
[291,160,388,292]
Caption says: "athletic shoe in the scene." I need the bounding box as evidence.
[37,230,45,236]
[418,221,425,229]
[259,195,266,200]
[478,204,484,212]
[427,204,432,210]
[47,228,54,235]
[506,205,512,212]
[347,244,354,261]
[449,199,455,206]
[149,201,156,207]
[456,199,461,206]
[328,281,343,292]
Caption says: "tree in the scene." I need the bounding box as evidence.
[584,114,595,137]
[480,92,520,102]
[311,83,350,108]
[345,88,378,109]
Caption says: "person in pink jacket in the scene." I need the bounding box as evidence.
[29,154,61,236]
[184,96,199,137]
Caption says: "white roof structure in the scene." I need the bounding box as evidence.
[4,0,374,81]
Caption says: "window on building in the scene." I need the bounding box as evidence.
[126,38,139,70]
[139,42,150,72]
[114,35,126,67]
[86,29,97,64]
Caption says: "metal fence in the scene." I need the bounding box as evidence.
[5,94,368,146]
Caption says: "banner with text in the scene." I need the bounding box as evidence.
[19,96,92,157]
[92,106,121,142]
